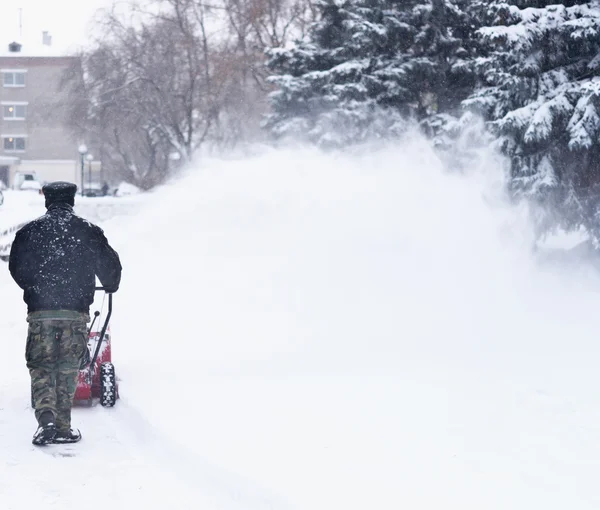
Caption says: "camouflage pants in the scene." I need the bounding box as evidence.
[26,310,89,431]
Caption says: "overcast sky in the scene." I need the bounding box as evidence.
[0,0,114,53]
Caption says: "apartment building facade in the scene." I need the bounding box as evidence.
[0,40,90,189]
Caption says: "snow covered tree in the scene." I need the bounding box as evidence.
[464,1,600,242]
[264,0,483,146]
[60,0,314,188]
[61,3,223,188]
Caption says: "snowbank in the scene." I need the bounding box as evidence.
[0,191,141,259]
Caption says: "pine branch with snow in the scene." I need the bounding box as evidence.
[264,0,483,146]
[464,0,600,242]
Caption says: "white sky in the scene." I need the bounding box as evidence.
[0,0,114,54]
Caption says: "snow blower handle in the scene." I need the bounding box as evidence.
[95,286,116,293]
[89,287,113,376]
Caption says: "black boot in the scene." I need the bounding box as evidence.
[32,411,56,446]
[52,428,82,444]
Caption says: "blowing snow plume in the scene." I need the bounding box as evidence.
[101,134,600,509]
[2,135,600,510]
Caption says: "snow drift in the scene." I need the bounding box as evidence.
[2,134,600,509]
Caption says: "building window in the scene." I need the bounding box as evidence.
[2,103,27,120]
[3,136,26,152]
[2,71,26,87]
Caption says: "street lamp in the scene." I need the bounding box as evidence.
[78,144,87,196]
[86,154,94,194]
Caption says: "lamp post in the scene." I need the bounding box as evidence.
[86,154,94,194]
[78,144,87,196]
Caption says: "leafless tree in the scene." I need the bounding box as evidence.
[60,0,316,188]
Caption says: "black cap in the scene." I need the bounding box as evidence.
[42,181,78,207]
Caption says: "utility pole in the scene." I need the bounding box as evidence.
[18,8,22,39]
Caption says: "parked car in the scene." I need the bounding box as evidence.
[82,183,106,197]
[14,171,40,190]
[20,180,42,192]
[114,182,141,197]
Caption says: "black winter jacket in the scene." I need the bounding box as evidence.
[9,203,122,313]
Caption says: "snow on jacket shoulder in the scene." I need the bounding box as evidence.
[8,203,122,313]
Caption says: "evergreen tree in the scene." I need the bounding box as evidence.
[464,1,600,241]
[264,0,482,147]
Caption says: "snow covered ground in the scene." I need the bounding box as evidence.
[2,136,600,509]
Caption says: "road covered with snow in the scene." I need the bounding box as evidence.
[2,138,600,509]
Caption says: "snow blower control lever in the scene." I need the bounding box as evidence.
[89,287,113,376]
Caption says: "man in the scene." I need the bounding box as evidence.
[9,181,122,446]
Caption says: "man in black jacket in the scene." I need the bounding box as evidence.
[9,181,122,446]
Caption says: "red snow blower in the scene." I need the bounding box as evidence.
[73,287,118,407]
